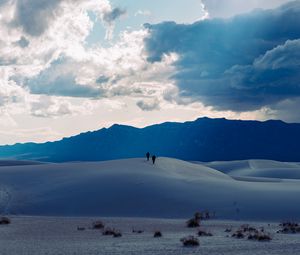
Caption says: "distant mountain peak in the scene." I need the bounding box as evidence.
[0,117,299,162]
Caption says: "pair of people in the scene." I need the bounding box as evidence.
[146,152,156,164]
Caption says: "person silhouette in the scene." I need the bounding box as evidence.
[146,152,150,161]
[152,155,156,164]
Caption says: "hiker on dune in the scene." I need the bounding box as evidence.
[146,152,150,161]
[152,155,157,164]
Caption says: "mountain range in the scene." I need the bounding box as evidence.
[0,117,299,162]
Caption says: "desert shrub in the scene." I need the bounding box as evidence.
[277,222,300,234]
[232,230,245,239]
[113,231,122,238]
[102,228,115,236]
[102,228,122,237]
[240,224,257,232]
[198,229,213,237]
[232,224,272,241]
[186,218,200,228]
[248,233,272,241]
[225,227,232,233]
[132,229,144,234]
[0,217,11,225]
[93,221,104,229]
[154,231,162,238]
[186,211,211,228]
[180,236,200,247]
[194,212,202,220]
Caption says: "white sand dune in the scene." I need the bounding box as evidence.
[204,160,300,179]
[0,157,300,220]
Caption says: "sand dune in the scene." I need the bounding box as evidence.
[0,158,299,220]
[204,160,300,179]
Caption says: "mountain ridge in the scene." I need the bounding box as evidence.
[0,117,299,162]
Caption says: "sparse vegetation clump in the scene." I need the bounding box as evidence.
[198,229,213,237]
[225,227,232,233]
[248,232,272,241]
[102,227,122,237]
[186,218,200,228]
[186,212,201,228]
[154,231,162,238]
[0,217,11,225]
[277,222,300,234]
[92,221,105,229]
[102,228,115,236]
[132,229,144,234]
[231,224,271,241]
[186,210,214,228]
[232,230,245,239]
[180,236,200,247]
[113,231,122,238]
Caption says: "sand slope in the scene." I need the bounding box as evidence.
[0,158,300,220]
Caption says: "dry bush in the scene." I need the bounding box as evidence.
[232,224,272,241]
[93,221,104,229]
[103,228,122,237]
[198,229,213,237]
[248,232,272,241]
[277,222,300,234]
[132,229,144,234]
[186,218,200,228]
[102,228,115,236]
[0,217,11,225]
[154,231,162,238]
[180,236,200,247]
[113,231,122,238]
[232,230,245,239]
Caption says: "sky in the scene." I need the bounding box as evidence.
[0,0,299,145]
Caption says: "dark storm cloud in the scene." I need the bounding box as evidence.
[144,1,300,112]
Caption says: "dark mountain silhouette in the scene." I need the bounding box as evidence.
[0,117,299,162]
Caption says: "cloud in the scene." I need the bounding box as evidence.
[103,7,126,23]
[13,0,61,36]
[144,1,300,112]
[24,59,102,98]
[266,98,300,123]
[0,68,26,110]
[0,0,170,113]
[202,0,291,18]
[136,98,160,111]
[30,96,89,118]
[15,36,30,48]
[135,10,152,17]
[96,75,110,84]
[102,7,126,39]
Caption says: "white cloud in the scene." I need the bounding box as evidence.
[135,10,152,17]
[30,96,80,118]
